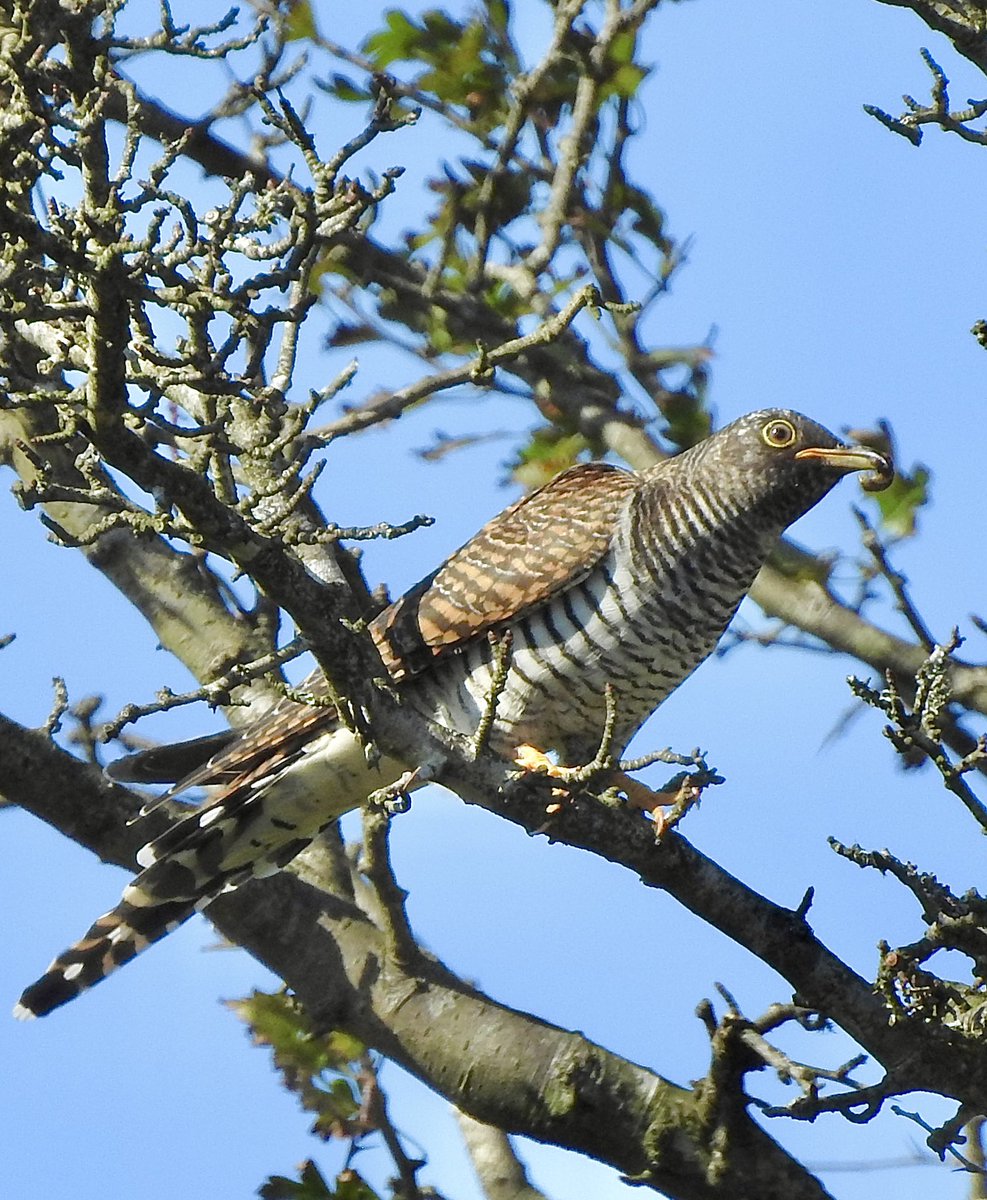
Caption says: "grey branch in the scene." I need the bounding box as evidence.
[455,1110,550,1200]
[0,711,830,1200]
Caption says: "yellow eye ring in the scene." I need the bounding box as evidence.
[761,418,797,449]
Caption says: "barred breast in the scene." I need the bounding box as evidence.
[401,468,776,764]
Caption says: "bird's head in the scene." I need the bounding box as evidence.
[681,408,894,527]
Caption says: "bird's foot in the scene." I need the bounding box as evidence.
[511,744,552,772]
[512,746,713,837]
[614,770,706,837]
[367,761,437,815]
[512,744,570,808]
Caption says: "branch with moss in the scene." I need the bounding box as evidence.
[849,632,987,823]
[0,712,831,1200]
[5,618,987,1151]
[0,410,281,712]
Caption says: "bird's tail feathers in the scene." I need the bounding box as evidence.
[14,896,197,1019]
[104,730,238,786]
[15,785,319,1018]
[14,800,266,1020]
[17,734,339,1018]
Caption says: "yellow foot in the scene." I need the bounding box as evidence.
[512,744,556,773]
[512,746,707,837]
[512,743,570,808]
[613,772,669,834]
[613,771,703,837]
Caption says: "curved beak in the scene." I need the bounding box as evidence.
[794,444,894,493]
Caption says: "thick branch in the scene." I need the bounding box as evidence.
[0,713,830,1200]
[6,673,987,1130]
[873,1,987,76]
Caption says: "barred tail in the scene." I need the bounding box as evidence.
[14,725,357,1018]
[13,897,196,1019]
[14,798,316,1018]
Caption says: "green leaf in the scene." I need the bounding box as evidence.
[597,30,648,102]
[511,427,589,490]
[326,321,381,349]
[601,62,646,102]
[333,1169,381,1200]
[360,9,511,129]
[259,1175,304,1200]
[845,423,930,539]
[259,1156,341,1195]
[488,0,511,36]
[284,0,318,42]
[229,990,370,1141]
[869,465,930,539]
[662,397,713,451]
[362,10,424,68]
[322,74,370,104]
[769,539,834,584]
[258,1163,380,1200]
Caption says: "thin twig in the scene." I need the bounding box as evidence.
[360,804,420,971]
[472,630,513,757]
[849,636,987,830]
[865,48,987,147]
[311,285,628,442]
[97,637,311,741]
[552,681,620,787]
[359,1054,428,1199]
[854,507,936,651]
[43,677,70,739]
[892,1103,986,1173]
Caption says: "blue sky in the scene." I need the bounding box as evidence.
[2,2,986,1198]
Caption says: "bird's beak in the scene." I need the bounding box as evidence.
[794,445,894,493]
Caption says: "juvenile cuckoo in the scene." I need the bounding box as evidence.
[15,409,892,1018]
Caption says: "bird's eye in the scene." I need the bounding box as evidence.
[761,419,797,449]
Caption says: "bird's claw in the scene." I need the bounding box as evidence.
[367,762,436,815]
[512,744,570,800]
[615,770,706,838]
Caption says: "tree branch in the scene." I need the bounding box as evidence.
[0,712,831,1200]
[455,1110,551,1200]
[873,1,987,77]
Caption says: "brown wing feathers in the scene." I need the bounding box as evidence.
[372,462,637,681]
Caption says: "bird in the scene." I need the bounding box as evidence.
[14,409,892,1018]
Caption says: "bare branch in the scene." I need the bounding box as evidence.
[96,637,310,741]
[455,1109,550,1200]
[865,47,987,145]
[853,507,937,651]
[310,286,631,443]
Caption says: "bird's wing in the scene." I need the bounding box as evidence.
[159,683,338,794]
[107,677,339,814]
[371,461,638,681]
[105,731,239,785]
